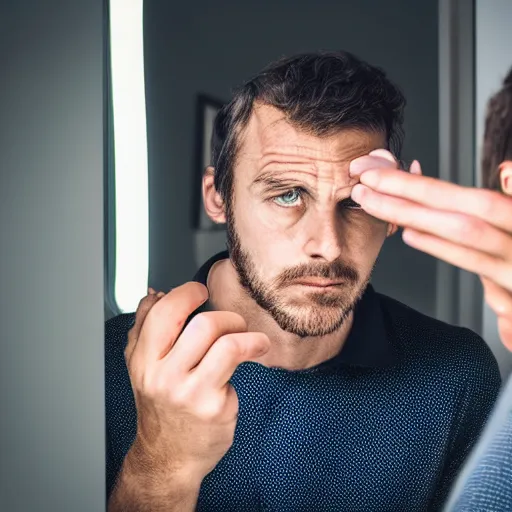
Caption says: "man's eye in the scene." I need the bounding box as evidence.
[274,189,302,207]
[340,198,362,209]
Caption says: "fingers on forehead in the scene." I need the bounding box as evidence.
[368,149,397,163]
[352,154,398,171]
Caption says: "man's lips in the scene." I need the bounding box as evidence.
[291,279,345,288]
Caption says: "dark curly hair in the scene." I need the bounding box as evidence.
[210,50,406,204]
[482,67,512,191]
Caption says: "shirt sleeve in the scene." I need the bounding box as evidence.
[430,329,502,510]
[443,375,512,511]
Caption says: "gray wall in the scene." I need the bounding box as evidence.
[144,0,440,318]
[0,1,106,511]
[475,0,512,377]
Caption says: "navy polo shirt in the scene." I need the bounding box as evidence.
[105,251,501,511]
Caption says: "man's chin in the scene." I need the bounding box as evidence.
[277,322,347,338]
[269,305,353,338]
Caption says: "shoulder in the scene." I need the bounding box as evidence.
[105,313,136,351]
[447,378,512,510]
[104,313,136,398]
[376,292,500,386]
[104,313,138,494]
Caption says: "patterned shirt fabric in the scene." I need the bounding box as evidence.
[105,251,501,511]
[444,375,512,511]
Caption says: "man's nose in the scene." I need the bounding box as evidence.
[302,209,342,262]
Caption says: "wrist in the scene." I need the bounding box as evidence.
[124,438,204,492]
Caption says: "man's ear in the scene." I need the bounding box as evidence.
[386,223,398,237]
[202,166,226,224]
[499,161,512,196]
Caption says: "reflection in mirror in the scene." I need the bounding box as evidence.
[104,2,508,511]
[475,0,512,378]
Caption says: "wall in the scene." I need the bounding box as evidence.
[476,0,512,377]
[0,1,106,511]
[143,0,439,317]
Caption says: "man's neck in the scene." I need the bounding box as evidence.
[206,257,354,371]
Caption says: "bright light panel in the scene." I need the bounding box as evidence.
[109,0,149,313]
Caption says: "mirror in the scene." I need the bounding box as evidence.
[104,1,511,511]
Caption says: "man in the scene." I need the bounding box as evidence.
[348,67,512,511]
[105,51,501,511]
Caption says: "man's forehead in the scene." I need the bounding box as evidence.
[239,103,387,162]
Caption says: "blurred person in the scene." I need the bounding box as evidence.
[105,51,501,512]
[349,67,512,511]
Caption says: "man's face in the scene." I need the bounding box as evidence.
[225,104,392,338]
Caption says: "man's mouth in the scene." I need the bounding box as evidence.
[292,279,345,288]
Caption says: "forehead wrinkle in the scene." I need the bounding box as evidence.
[252,154,361,188]
[252,168,359,199]
[237,105,387,187]
[259,147,351,165]
[250,107,376,163]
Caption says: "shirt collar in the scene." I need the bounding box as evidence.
[192,251,397,369]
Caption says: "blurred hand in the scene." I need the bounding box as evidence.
[349,150,512,350]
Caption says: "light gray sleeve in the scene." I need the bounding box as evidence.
[444,375,512,511]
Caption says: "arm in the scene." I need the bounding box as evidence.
[105,284,270,511]
[108,440,201,512]
[105,312,201,511]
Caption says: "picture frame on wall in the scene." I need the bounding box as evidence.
[192,94,226,231]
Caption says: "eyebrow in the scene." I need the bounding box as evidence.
[251,174,360,206]
[251,172,303,190]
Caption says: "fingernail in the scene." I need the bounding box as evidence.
[148,287,156,295]
[351,184,366,202]
[349,159,368,176]
[156,291,165,298]
[412,160,423,175]
[369,149,396,164]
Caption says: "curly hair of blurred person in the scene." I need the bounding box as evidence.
[482,67,512,191]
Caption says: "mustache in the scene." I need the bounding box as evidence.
[275,260,359,286]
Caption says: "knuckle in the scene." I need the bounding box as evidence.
[190,313,217,338]
[456,215,480,241]
[218,335,242,359]
[195,400,224,421]
[139,369,169,398]
[478,190,499,219]
[169,382,195,408]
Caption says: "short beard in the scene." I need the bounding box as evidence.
[225,200,372,338]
